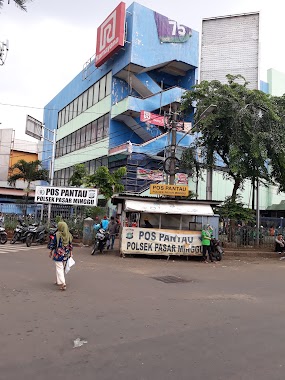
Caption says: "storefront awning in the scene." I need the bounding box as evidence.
[124,200,214,216]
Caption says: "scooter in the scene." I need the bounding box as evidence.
[211,238,224,261]
[0,224,7,244]
[91,228,109,255]
[26,223,47,247]
[10,220,29,244]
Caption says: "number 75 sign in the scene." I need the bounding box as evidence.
[154,12,192,43]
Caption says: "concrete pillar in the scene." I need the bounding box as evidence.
[83,217,94,246]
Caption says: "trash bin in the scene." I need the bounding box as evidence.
[83,217,94,246]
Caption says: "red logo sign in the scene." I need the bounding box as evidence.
[140,111,165,127]
[95,2,126,67]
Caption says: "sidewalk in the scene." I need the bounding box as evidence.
[75,241,281,260]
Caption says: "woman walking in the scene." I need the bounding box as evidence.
[49,221,73,291]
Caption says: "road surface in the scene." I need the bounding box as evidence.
[1,244,285,379]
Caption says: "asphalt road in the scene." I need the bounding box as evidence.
[1,244,285,380]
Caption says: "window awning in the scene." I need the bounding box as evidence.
[124,200,214,216]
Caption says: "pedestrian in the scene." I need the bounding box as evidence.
[201,224,214,263]
[49,221,73,291]
[0,212,4,226]
[107,216,119,250]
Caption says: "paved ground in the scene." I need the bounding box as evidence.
[1,244,285,380]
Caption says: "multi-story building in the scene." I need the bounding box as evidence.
[42,2,199,193]
[0,128,42,211]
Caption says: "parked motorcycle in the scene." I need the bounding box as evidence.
[26,223,47,247]
[91,228,109,255]
[211,238,224,261]
[47,222,58,249]
[10,220,29,244]
[0,224,7,244]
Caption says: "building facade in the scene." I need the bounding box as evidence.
[42,2,199,193]
[0,128,42,210]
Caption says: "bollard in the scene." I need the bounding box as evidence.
[83,217,94,246]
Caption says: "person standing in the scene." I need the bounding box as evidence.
[201,224,214,263]
[0,212,4,226]
[107,216,119,250]
[49,221,73,291]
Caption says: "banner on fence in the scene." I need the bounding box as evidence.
[35,186,98,206]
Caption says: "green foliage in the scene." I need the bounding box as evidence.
[181,74,285,198]
[215,196,255,224]
[85,166,127,200]
[85,206,107,220]
[68,164,87,187]
[8,159,49,188]
[68,164,126,200]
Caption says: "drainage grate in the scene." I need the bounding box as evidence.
[151,276,193,284]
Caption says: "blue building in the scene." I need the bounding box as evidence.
[43,2,199,193]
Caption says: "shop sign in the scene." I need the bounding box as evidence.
[154,12,192,43]
[150,184,189,196]
[35,186,98,206]
[95,2,126,67]
[122,227,202,255]
[137,167,164,181]
[140,111,165,127]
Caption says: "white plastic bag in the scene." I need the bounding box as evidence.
[65,257,75,274]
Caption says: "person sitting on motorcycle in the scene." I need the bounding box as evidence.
[275,234,285,254]
[100,216,109,230]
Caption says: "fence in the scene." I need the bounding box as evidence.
[0,203,108,239]
[219,226,277,250]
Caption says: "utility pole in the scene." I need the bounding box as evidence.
[169,108,178,185]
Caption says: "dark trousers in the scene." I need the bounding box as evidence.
[202,245,213,261]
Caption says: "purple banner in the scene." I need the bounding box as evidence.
[154,12,192,43]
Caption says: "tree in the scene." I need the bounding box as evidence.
[216,196,255,225]
[85,166,127,200]
[8,159,49,215]
[69,164,127,201]
[68,164,87,187]
[180,74,285,200]
[0,0,31,11]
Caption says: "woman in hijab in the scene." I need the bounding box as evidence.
[49,221,73,291]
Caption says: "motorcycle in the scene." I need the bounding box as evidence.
[47,222,58,249]
[10,220,29,244]
[0,224,7,244]
[26,223,47,247]
[91,228,109,255]
[211,238,224,261]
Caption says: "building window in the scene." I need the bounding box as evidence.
[106,71,112,96]
[99,76,106,101]
[93,81,99,105]
[82,90,88,112]
[57,72,112,128]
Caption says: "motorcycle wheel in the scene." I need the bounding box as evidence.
[91,241,98,255]
[10,233,19,244]
[26,234,33,247]
[215,252,222,261]
[0,234,7,244]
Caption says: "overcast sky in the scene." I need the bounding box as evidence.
[0,0,284,141]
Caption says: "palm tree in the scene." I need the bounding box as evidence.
[0,0,31,12]
[8,159,49,215]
